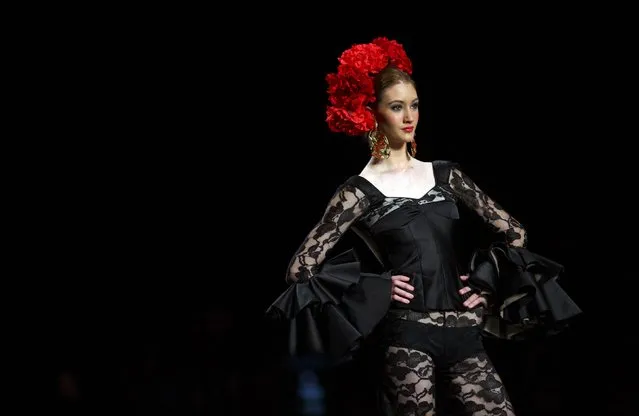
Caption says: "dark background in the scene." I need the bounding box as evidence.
[45,12,635,415]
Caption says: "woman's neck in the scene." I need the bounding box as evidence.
[370,147,414,173]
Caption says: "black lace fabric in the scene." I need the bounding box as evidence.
[286,184,370,283]
[383,348,515,415]
[383,346,436,415]
[448,167,527,248]
[441,352,516,415]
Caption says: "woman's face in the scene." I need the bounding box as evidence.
[375,81,419,145]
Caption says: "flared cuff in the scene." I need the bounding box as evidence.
[266,249,392,362]
[468,242,582,340]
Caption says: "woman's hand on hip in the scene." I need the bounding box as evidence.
[391,275,414,304]
[458,274,487,309]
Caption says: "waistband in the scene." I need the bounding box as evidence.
[387,308,485,328]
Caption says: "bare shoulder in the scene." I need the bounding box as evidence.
[413,159,432,170]
[411,159,434,177]
[358,160,377,181]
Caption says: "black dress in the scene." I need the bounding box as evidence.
[268,160,581,415]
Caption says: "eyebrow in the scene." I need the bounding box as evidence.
[388,98,419,105]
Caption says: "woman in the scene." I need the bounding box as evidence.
[268,37,580,415]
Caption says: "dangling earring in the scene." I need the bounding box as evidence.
[368,121,390,159]
[409,140,417,157]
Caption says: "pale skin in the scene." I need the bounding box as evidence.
[360,81,487,308]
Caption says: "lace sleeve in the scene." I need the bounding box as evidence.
[448,166,527,247]
[286,183,370,283]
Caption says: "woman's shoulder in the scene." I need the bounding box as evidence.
[414,158,458,170]
[429,159,460,169]
[424,159,462,183]
[341,174,379,196]
[326,173,384,206]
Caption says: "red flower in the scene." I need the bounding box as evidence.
[338,43,388,75]
[326,106,375,135]
[372,37,413,74]
[325,37,413,137]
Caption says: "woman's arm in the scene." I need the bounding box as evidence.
[448,166,527,247]
[286,183,370,283]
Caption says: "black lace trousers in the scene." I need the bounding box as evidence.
[378,309,515,416]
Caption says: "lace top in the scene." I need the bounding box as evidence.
[285,160,527,311]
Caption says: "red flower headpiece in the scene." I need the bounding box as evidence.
[325,37,413,137]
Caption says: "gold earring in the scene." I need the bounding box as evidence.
[409,140,417,157]
[368,121,390,159]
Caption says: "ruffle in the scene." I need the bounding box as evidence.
[266,249,392,364]
[468,242,582,340]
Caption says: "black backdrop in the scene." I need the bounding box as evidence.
[47,16,635,415]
